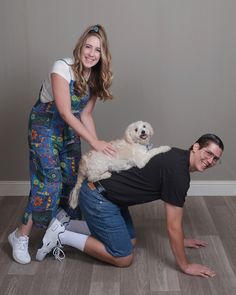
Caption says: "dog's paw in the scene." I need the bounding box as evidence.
[160,145,171,153]
[149,146,171,156]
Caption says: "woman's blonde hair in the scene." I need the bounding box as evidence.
[71,24,113,100]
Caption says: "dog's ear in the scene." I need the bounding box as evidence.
[124,125,134,143]
[149,123,154,137]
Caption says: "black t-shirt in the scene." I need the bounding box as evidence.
[100,148,190,207]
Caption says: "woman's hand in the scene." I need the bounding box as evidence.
[91,139,116,156]
[184,238,208,249]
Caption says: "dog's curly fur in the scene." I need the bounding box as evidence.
[69,121,171,209]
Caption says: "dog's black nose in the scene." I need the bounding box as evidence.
[141,130,146,135]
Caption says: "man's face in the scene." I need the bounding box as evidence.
[190,142,223,172]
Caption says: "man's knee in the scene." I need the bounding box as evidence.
[113,253,134,267]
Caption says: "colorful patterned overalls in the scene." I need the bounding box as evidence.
[22,79,90,228]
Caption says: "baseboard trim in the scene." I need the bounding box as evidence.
[0,181,30,197]
[187,180,236,196]
[0,180,236,197]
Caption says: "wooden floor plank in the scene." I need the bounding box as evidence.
[183,197,218,236]
[89,281,120,295]
[205,197,236,275]
[146,221,180,292]
[58,251,93,295]
[199,235,236,295]
[151,292,181,295]
[0,275,34,295]
[120,247,150,295]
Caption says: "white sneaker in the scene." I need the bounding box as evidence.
[8,229,31,264]
[56,208,70,225]
[36,218,65,261]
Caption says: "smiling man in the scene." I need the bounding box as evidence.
[36,133,224,278]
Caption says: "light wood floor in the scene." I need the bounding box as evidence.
[1,195,236,295]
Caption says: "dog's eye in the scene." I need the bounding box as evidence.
[143,125,146,128]
[135,128,138,132]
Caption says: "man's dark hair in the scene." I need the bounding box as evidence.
[189,134,224,151]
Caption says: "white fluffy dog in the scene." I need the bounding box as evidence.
[69,121,170,209]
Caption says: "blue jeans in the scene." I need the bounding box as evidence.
[79,180,135,257]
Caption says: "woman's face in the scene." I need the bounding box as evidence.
[81,35,101,70]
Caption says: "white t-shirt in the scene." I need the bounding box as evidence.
[40,57,75,103]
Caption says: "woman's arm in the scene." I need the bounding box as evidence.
[80,95,98,139]
[51,73,115,154]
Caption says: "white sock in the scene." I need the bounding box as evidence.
[59,230,89,252]
[66,220,91,235]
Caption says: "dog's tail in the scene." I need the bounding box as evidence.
[69,173,85,209]
[69,186,80,209]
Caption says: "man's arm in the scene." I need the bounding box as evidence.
[164,202,216,278]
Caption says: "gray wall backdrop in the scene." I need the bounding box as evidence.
[0,0,235,181]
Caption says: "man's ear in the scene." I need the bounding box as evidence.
[192,143,200,152]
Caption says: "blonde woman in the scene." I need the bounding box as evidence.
[8,24,115,264]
